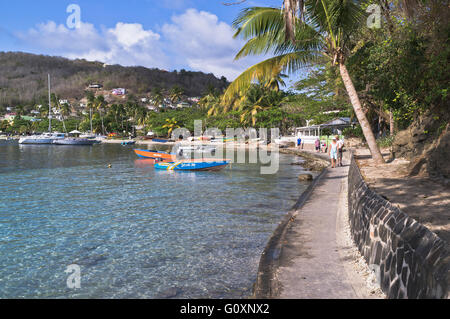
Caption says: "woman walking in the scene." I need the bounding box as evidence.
[329,138,338,168]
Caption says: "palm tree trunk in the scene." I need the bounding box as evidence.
[100,110,105,135]
[389,109,395,136]
[339,63,385,164]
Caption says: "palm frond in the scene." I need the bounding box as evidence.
[233,7,284,40]
[223,51,322,103]
[233,6,323,59]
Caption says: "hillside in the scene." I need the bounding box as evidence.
[0,52,229,108]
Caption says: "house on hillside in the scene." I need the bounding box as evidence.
[112,88,126,96]
[177,102,191,109]
[188,97,200,103]
[146,105,159,112]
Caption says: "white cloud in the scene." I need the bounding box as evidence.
[16,21,169,69]
[162,9,259,80]
[14,9,263,80]
[109,23,160,48]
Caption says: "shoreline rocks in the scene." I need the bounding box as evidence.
[280,148,330,172]
[298,174,314,181]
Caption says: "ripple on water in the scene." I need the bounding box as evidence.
[0,143,309,298]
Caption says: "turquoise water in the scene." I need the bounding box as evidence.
[0,141,310,299]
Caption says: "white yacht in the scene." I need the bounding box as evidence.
[18,74,65,145]
[19,132,66,145]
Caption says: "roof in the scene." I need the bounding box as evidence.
[296,118,357,131]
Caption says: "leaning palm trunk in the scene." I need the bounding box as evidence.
[339,63,385,164]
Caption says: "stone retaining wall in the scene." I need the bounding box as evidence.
[348,154,449,298]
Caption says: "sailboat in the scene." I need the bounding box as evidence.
[19,74,65,145]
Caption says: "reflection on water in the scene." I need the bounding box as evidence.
[0,142,312,298]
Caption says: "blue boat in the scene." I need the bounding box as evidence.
[155,160,231,171]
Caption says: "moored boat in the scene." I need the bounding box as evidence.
[53,138,97,146]
[155,159,231,171]
[134,149,176,161]
[19,132,66,145]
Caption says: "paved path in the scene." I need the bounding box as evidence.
[274,163,360,298]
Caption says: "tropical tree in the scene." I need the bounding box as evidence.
[169,86,184,104]
[226,1,385,163]
[86,92,96,133]
[151,87,164,107]
[0,120,10,132]
[162,118,180,137]
[94,95,107,135]
[15,105,25,117]
[201,94,222,117]
[60,103,71,119]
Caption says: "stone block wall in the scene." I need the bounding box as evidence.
[348,154,449,298]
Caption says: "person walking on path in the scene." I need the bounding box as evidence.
[336,136,345,167]
[315,138,320,153]
[297,136,302,148]
[329,138,338,168]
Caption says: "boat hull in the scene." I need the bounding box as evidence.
[134,149,176,161]
[53,139,97,146]
[19,138,54,144]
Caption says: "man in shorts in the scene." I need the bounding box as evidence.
[336,136,344,167]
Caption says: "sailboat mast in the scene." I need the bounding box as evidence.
[48,74,52,133]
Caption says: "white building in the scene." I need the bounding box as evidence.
[112,88,127,96]
[177,102,191,108]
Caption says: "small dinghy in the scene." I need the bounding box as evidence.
[134,149,176,161]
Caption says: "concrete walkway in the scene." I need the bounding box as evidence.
[253,151,384,299]
[272,160,368,298]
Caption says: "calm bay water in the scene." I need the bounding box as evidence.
[0,141,310,299]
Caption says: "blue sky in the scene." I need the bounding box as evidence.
[0,0,304,84]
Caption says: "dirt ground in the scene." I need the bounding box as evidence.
[354,148,450,244]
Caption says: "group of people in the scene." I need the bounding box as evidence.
[314,136,345,168]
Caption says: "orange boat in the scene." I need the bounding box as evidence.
[134,149,176,161]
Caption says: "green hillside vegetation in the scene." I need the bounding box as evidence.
[0,51,228,108]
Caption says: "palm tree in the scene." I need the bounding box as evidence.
[94,95,107,135]
[15,105,25,118]
[151,87,164,107]
[162,118,180,138]
[237,85,267,126]
[169,86,184,104]
[86,92,96,133]
[226,1,385,163]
